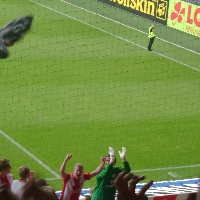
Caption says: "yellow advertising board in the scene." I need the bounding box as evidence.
[97,0,169,25]
[168,0,200,37]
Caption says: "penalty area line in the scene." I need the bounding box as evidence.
[0,130,60,179]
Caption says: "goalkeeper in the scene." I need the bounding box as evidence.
[0,15,33,59]
[91,147,131,200]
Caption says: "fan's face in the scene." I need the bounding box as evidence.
[74,166,83,179]
[105,156,110,165]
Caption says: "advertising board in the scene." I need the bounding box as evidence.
[97,0,169,25]
[168,0,200,37]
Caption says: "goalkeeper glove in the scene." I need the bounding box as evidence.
[118,147,127,162]
[109,147,115,163]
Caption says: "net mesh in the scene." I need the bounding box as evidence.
[0,0,200,190]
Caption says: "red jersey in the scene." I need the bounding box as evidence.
[0,174,13,187]
[60,173,91,200]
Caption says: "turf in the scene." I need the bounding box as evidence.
[0,0,200,191]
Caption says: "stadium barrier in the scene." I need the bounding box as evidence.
[55,178,199,199]
[136,178,199,200]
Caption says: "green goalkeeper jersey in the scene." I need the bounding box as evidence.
[91,161,131,200]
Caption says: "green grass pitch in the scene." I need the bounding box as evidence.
[0,0,200,191]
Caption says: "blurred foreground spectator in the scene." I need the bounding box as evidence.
[0,184,17,200]
[22,179,58,200]
[36,178,58,199]
[114,171,153,200]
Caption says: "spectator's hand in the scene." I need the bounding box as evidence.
[29,171,35,179]
[109,147,115,163]
[114,171,153,200]
[101,157,106,165]
[66,154,72,160]
[118,147,127,162]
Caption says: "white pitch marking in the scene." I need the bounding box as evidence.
[29,0,200,72]
[131,164,200,173]
[168,172,181,178]
[0,130,60,178]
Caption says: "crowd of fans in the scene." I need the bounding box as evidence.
[0,148,199,200]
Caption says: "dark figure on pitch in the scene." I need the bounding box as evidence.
[148,23,156,51]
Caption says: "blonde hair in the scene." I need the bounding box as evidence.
[74,163,84,170]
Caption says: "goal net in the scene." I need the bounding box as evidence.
[0,0,199,191]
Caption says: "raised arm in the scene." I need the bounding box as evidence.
[60,154,72,178]
[89,157,105,179]
[95,146,116,179]
[118,147,131,173]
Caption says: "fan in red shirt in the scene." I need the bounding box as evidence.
[59,154,105,200]
[0,159,13,187]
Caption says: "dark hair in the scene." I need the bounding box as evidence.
[0,159,10,171]
[36,179,48,187]
[185,193,197,200]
